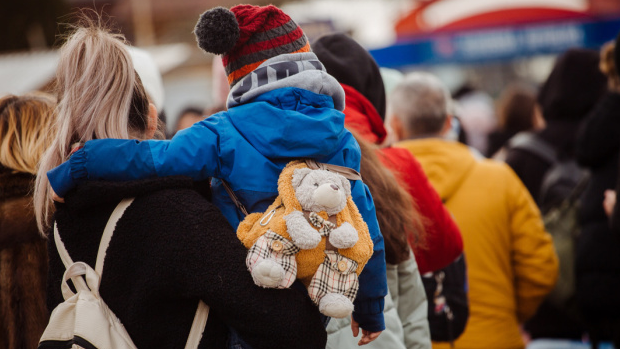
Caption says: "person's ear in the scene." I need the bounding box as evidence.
[146,103,158,139]
[441,114,453,136]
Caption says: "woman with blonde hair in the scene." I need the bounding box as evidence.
[0,92,55,349]
[34,20,327,348]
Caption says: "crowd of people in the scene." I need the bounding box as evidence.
[1,3,620,349]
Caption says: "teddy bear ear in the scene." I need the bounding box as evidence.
[292,168,313,188]
[340,175,352,196]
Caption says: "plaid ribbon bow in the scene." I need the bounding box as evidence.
[308,212,336,236]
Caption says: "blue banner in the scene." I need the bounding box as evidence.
[370,17,620,68]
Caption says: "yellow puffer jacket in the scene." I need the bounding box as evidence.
[396,139,558,349]
[237,160,374,285]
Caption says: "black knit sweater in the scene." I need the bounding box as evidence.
[47,177,326,349]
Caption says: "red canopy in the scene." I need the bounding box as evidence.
[396,0,594,40]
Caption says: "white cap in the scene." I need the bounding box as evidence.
[128,47,165,111]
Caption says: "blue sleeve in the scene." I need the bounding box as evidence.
[351,181,387,332]
[47,116,226,197]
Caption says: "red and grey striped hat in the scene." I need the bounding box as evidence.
[194,4,311,87]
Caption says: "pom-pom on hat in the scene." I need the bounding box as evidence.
[194,5,311,87]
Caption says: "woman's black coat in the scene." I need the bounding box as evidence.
[47,176,327,349]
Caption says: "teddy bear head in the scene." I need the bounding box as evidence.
[291,168,351,216]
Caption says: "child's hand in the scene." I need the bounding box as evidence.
[604,190,616,217]
[351,317,382,346]
[51,187,65,203]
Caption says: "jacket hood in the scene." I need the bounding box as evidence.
[396,139,476,202]
[227,52,345,111]
[313,33,386,119]
[227,87,348,160]
[342,84,387,145]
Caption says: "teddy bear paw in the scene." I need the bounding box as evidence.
[251,258,285,288]
[329,222,359,249]
[285,211,322,249]
[319,293,354,318]
[292,231,322,250]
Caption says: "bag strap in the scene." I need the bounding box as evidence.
[507,132,558,165]
[53,198,134,274]
[185,301,210,349]
[565,171,591,204]
[53,224,76,268]
[222,159,362,218]
[222,180,249,217]
[54,224,88,290]
[304,159,362,181]
[95,198,134,276]
[54,198,209,348]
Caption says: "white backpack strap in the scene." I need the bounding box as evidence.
[94,197,210,347]
[54,222,74,267]
[185,301,210,349]
[58,196,209,347]
[54,223,88,290]
[95,197,135,276]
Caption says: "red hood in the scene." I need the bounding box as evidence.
[342,84,387,144]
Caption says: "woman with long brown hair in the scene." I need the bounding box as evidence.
[314,33,463,276]
[314,33,466,349]
[0,92,56,349]
[326,131,431,349]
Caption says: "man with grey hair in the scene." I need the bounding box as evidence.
[389,72,453,140]
[389,72,559,349]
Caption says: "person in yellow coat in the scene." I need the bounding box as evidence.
[388,72,559,349]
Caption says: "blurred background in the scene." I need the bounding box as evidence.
[2,0,620,134]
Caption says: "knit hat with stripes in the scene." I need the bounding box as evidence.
[194,5,311,87]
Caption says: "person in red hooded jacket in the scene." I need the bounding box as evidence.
[313,33,462,274]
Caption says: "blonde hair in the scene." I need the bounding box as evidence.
[0,93,56,174]
[34,19,151,234]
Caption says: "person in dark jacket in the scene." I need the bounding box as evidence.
[504,48,607,345]
[574,38,620,348]
[0,93,56,349]
[34,22,327,349]
[505,48,607,204]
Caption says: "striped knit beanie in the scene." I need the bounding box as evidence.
[194,5,311,87]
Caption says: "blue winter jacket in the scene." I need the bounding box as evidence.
[48,87,387,331]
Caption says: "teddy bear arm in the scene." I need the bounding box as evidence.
[284,211,321,250]
[329,222,359,249]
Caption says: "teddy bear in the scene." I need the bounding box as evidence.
[236,160,374,318]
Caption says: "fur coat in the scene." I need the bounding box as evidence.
[0,168,48,349]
